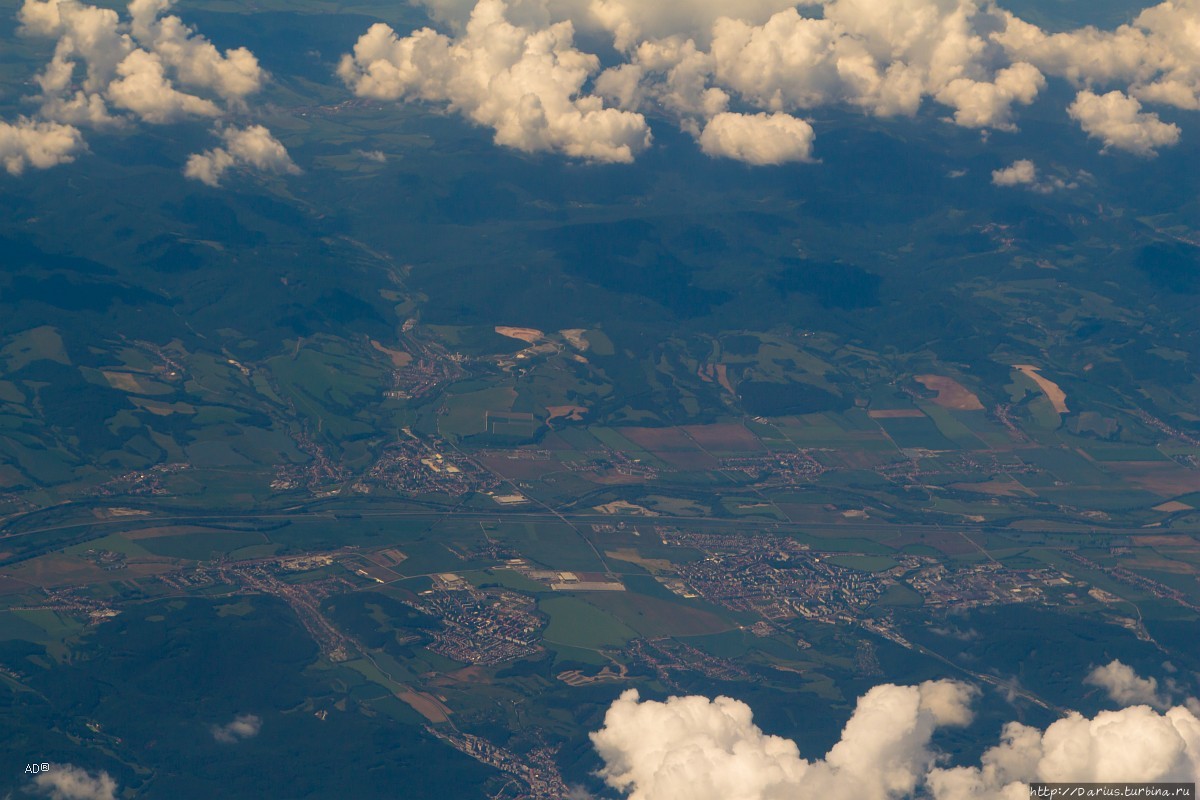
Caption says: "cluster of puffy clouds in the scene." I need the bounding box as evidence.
[210,712,263,743]
[339,0,1200,164]
[592,680,979,800]
[186,126,300,186]
[1086,658,1173,709]
[30,764,117,800]
[336,0,651,164]
[1,0,295,183]
[6,0,1198,176]
[990,158,1080,193]
[589,660,1200,800]
[1086,658,1200,716]
[0,117,84,176]
[24,717,261,798]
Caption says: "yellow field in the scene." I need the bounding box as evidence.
[593,500,657,515]
[605,548,675,573]
[396,689,452,723]
[131,397,196,416]
[102,371,146,392]
[102,370,172,395]
[950,479,1034,497]
[370,340,413,368]
[1131,534,1200,548]
[1110,462,1200,496]
[6,554,172,587]
[559,329,589,350]
[125,525,214,539]
[914,374,984,410]
[1013,365,1068,413]
[547,405,587,422]
[2,326,70,370]
[494,326,544,344]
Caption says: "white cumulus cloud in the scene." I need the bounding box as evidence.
[704,0,1045,129]
[409,0,800,47]
[186,125,300,186]
[107,48,222,123]
[342,0,1200,164]
[991,158,1037,186]
[0,116,85,175]
[591,681,977,800]
[1067,89,1181,155]
[592,678,1200,800]
[996,0,1200,112]
[929,705,1200,798]
[127,0,263,104]
[338,0,651,163]
[19,0,264,127]
[991,158,1075,192]
[31,764,117,800]
[12,0,1200,172]
[935,63,1046,131]
[1085,659,1170,710]
[210,712,263,743]
[699,111,816,164]
[356,148,387,162]
[6,0,285,181]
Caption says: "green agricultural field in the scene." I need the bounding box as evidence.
[876,583,925,607]
[918,405,990,450]
[469,569,546,593]
[1083,445,1171,462]
[539,596,637,651]
[136,530,271,561]
[583,330,616,356]
[439,386,519,438]
[875,416,960,451]
[543,640,612,667]
[2,326,70,371]
[1039,487,1164,512]
[1020,448,1115,485]
[229,543,283,560]
[6,2,1200,794]
[797,534,898,555]
[581,591,733,638]
[64,534,156,559]
[266,339,385,441]
[825,554,900,572]
[1026,396,1064,431]
[10,609,83,640]
[723,497,788,520]
[490,522,607,572]
[0,610,55,642]
[589,427,652,455]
